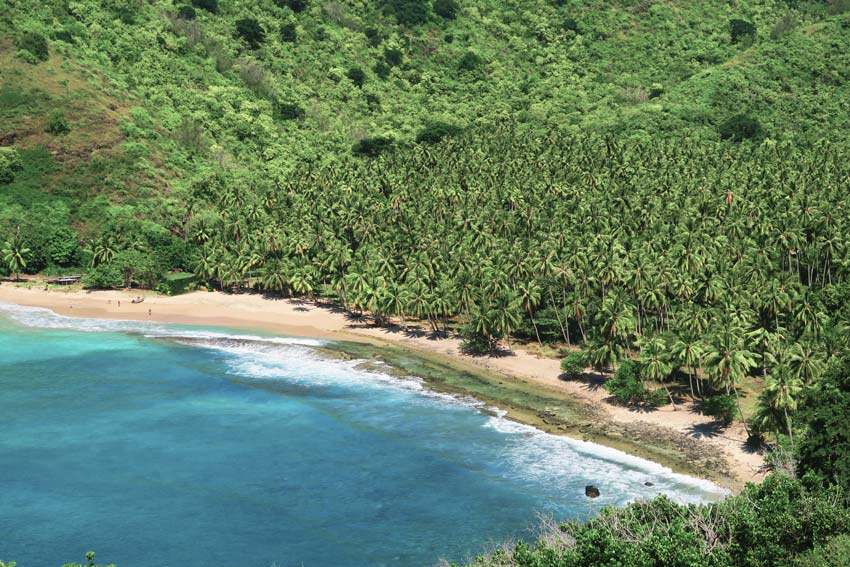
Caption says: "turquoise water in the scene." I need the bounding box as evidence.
[0,304,724,566]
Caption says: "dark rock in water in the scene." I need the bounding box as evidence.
[644,481,654,487]
[585,485,600,498]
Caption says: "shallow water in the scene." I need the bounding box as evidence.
[0,303,724,566]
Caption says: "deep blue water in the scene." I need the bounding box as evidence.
[0,304,724,566]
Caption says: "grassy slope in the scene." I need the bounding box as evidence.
[0,36,179,242]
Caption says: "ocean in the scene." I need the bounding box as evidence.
[0,303,724,566]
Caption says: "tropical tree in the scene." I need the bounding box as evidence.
[763,367,803,447]
[2,230,30,281]
[703,324,757,430]
[670,332,704,399]
[638,335,676,407]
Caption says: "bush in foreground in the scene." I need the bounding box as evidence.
[796,356,850,493]
[455,473,850,567]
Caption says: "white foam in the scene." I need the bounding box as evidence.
[192,337,483,409]
[482,416,729,504]
[0,302,323,347]
[197,338,727,504]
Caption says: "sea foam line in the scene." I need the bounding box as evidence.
[0,302,324,346]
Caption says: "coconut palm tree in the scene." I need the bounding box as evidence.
[763,367,803,448]
[2,230,29,281]
[671,331,704,399]
[703,325,757,432]
[639,335,676,406]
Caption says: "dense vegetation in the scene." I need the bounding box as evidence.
[454,361,850,567]
[453,473,850,567]
[3,0,850,564]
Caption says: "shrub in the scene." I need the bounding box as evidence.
[16,32,49,62]
[562,17,579,33]
[280,22,297,42]
[0,148,22,184]
[703,393,737,425]
[52,30,74,44]
[383,47,403,67]
[83,263,123,289]
[719,114,762,142]
[191,0,218,13]
[365,93,381,112]
[352,136,394,157]
[45,111,70,135]
[235,19,265,48]
[604,360,647,404]
[434,0,459,20]
[323,1,359,29]
[208,41,233,72]
[559,351,586,379]
[384,0,431,25]
[236,59,269,94]
[114,6,136,24]
[157,272,197,296]
[415,121,462,144]
[374,61,391,79]
[274,0,308,12]
[771,14,795,39]
[648,387,671,406]
[649,83,664,98]
[730,18,756,44]
[458,50,482,71]
[172,116,207,154]
[347,66,366,87]
[177,5,196,19]
[459,322,500,355]
[273,101,306,120]
[364,27,382,46]
[795,534,850,567]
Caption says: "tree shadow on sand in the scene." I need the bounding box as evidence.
[686,421,726,439]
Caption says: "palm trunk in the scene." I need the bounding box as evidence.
[785,408,794,449]
[549,289,568,344]
[687,369,695,400]
[732,381,751,437]
[531,315,541,344]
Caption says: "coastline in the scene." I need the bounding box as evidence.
[0,284,765,491]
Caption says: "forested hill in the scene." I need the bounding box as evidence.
[2,0,850,188]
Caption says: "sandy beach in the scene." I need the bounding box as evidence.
[0,284,765,490]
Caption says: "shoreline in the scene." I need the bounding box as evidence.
[0,284,765,491]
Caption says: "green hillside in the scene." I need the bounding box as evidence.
[2,0,849,198]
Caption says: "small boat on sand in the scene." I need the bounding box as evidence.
[130,296,145,304]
